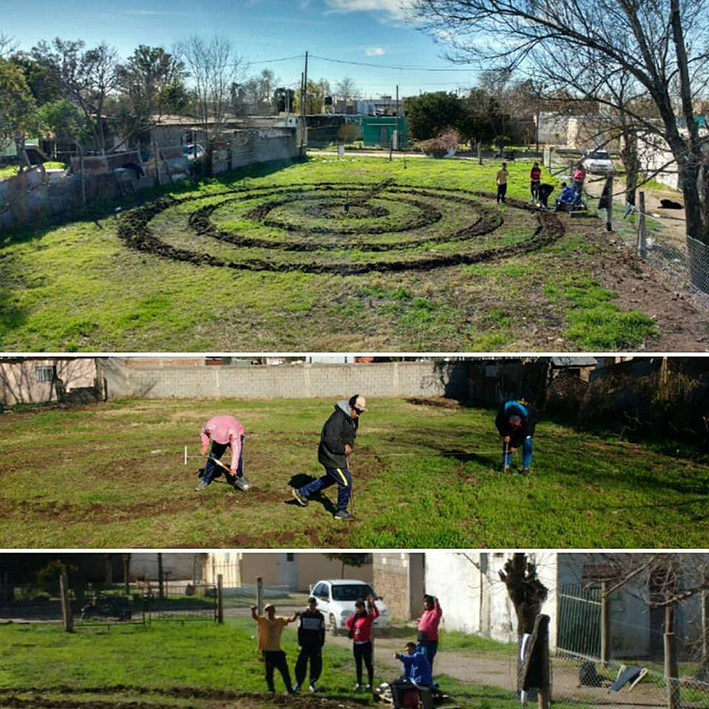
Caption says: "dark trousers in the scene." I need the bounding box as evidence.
[418,640,438,672]
[354,640,374,686]
[531,180,540,199]
[295,645,322,686]
[299,467,352,511]
[264,650,292,692]
[204,436,244,484]
[496,183,507,203]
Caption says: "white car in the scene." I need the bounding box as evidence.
[183,143,206,161]
[309,579,391,635]
[581,149,614,174]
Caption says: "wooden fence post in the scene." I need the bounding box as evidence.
[637,191,647,258]
[59,572,73,633]
[217,574,224,624]
[601,580,610,667]
[257,576,264,615]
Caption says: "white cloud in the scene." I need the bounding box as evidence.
[323,0,414,22]
[364,46,386,56]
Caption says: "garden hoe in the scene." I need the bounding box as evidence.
[206,455,253,492]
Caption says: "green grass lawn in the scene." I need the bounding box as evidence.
[0,156,664,351]
[1,396,707,548]
[0,618,525,709]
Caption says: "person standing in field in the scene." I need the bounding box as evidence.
[346,595,379,692]
[251,603,298,694]
[417,595,443,672]
[294,596,326,693]
[495,399,537,475]
[572,164,586,195]
[496,162,509,204]
[530,162,542,201]
[292,395,367,521]
[196,415,245,491]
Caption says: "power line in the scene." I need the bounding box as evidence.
[246,54,306,65]
[309,53,478,73]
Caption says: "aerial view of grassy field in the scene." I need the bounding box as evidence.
[1,156,705,352]
[1,396,706,549]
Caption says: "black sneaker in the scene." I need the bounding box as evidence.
[334,509,354,521]
[195,479,209,491]
[292,489,308,507]
[521,467,531,476]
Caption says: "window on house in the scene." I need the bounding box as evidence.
[35,365,56,383]
[286,553,295,562]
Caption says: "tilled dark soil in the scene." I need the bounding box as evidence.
[117,182,564,274]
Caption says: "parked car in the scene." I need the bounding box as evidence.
[183,143,206,161]
[309,579,391,635]
[581,149,614,174]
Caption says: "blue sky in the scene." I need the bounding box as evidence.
[0,0,479,97]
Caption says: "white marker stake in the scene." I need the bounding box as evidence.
[184,446,188,466]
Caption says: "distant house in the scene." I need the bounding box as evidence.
[387,552,703,660]
[0,357,98,406]
[203,552,373,592]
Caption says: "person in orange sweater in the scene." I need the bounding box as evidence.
[252,603,299,694]
[345,594,379,691]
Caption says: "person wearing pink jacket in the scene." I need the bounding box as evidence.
[196,415,245,491]
[417,595,442,673]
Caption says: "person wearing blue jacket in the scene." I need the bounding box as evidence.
[390,643,433,708]
[554,182,577,211]
[495,399,537,475]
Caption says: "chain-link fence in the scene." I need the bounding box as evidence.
[544,149,709,310]
[0,580,217,628]
[550,584,709,709]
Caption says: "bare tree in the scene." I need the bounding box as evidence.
[334,76,361,106]
[411,0,709,252]
[176,35,246,141]
[0,32,17,59]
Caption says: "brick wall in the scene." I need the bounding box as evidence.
[99,359,468,401]
[373,553,425,621]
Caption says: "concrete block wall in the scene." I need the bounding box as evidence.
[373,553,425,621]
[229,129,298,171]
[100,360,468,401]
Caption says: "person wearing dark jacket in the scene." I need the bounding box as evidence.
[292,394,367,521]
[495,399,536,475]
[294,597,326,693]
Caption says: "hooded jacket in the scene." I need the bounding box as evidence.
[495,401,537,446]
[318,400,358,469]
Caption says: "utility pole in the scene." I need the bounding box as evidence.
[300,51,308,158]
[396,84,400,151]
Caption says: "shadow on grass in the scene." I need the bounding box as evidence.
[440,449,498,467]
[286,474,340,516]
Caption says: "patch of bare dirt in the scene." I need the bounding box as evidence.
[575,217,709,349]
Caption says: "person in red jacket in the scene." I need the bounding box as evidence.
[530,162,542,201]
[417,594,443,672]
[345,594,379,692]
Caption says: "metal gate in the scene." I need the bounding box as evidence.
[557,584,602,658]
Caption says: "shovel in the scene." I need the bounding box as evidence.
[206,455,253,492]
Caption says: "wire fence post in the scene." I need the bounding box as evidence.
[605,176,614,232]
[59,571,73,633]
[257,576,264,614]
[665,602,680,709]
[637,191,647,259]
[217,574,224,624]
[601,580,610,667]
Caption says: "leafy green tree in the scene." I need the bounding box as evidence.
[114,45,187,149]
[273,87,297,113]
[405,91,463,140]
[0,59,39,169]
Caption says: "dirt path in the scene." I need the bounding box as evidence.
[323,632,667,709]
